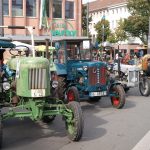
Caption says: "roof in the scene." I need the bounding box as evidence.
[89,0,127,12]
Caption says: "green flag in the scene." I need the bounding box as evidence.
[39,0,48,29]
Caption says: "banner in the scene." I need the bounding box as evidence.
[39,0,48,29]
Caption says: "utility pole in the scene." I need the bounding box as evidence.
[148,17,150,54]
[0,0,4,36]
[86,0,89,37]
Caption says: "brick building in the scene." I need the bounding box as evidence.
[2,0,82,43]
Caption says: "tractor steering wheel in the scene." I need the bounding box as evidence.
[9,45,30,57]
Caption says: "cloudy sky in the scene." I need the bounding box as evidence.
[82,0,96,4]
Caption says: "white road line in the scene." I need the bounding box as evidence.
[132,130,150,150]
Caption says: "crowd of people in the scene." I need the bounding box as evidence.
[92,48,144,66]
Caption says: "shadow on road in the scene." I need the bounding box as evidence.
[81,103,107,141]
[2,117,68,149]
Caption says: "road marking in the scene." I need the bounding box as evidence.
[132,130,150,150]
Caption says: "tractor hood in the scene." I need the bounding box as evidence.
[67,60,106,68]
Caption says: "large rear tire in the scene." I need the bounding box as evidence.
[42,115,56,123]
[66,86,79,102]
[57,76,66,100]
[139,78,150,96]
[110,85,125,109]
[66,101,84,141]
[0,112,3,149]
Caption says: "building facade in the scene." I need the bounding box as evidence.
[2,0,82,43]
[88,0,145,56]
[89,0,129,43]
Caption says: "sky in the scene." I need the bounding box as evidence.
[82,0,96,4]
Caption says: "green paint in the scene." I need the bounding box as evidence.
[51,30,77,37]
[8,57,51,97]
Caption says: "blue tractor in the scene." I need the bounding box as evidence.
[51,38,126,109]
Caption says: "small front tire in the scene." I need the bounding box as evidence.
[139,78,150,96]
[110,85,125,109]
[66,86,79,102]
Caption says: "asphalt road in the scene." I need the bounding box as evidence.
[2,87,150,150]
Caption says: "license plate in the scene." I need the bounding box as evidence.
[89,91,107,97]
[31,89,45,97]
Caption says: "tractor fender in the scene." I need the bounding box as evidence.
[54,63,67,75]
[108,82,122,92]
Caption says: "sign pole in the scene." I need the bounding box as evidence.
[148,16,150,54]
[0,0,4,36]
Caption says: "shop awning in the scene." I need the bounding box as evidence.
[35,45,55,51]
[0,40,15,48]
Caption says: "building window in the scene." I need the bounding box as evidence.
[26,0,36,17]
[53,0,62,18]
[12,0,23,16]
[3,0,9,16]
[65,1,74,19]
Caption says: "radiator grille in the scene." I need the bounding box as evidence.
[28,68,47,89]
[129,71,139,83]
[88,66,107,85]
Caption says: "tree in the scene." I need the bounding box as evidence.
[82,4,92,36]
[123,0,150,44]
[115,20,128,42]
[94,19,111,43]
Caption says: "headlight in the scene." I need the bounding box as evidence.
[140,70,143,75]
[83,66,88,71]
[52,81,58,88]
[107,66,111,70]
[3,82,10,90]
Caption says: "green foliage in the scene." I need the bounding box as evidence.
[95,19,111,43]
[107,32,117,43]
[115,20,128,42]
[82,4,92,36]
[124,0,150,44]
[107,20,128,43]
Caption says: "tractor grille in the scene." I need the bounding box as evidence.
[88,66,107,85]
[28,68,47,89]
[129,71,139,83]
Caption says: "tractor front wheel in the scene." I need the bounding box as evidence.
[66,86,79,102]
[110,85,125,109]
[66,101,84,141]
[139,78,150,96]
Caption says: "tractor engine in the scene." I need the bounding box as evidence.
[66,60,108,98]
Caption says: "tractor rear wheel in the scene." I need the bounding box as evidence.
[66,86,79,102]
[110,85,125,109]
[42,115,56,123]
[57,76,66,100]
[139,78,150,96]
[66,101,83,141]
[0,112,3,148]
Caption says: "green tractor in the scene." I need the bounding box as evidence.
[0,26,84,148]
